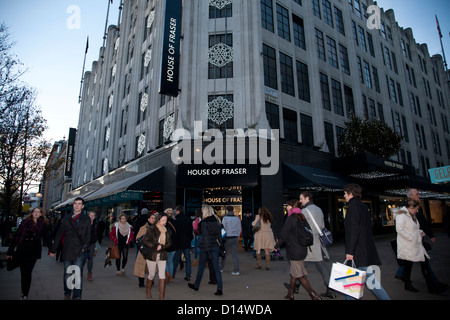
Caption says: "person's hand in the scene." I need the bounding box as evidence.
[431,237,436,243]
[50,253,56,258]
[346,254,354,261]
[5,255,12,260]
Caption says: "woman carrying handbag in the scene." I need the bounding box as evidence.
[6,207,51,300]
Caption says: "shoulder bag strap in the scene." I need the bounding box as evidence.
[302,208,323,236]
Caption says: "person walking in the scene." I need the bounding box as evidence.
[50,197,91,300]
[241,212,254,251]
[188,204,223,296]
[86,211,99,281]
[133,213,156,288]
[276,208,322,300]
[220,206,241,275]
[165,208,176,282]
[172,205,193,281]
[344,184,390,300]
[252,207,276,270]
[6,207,51,300]
[141,214,172,300]
[299,191,336,298]
[395,199,439,293]
[109,213,134,276]
[192,208,202,266]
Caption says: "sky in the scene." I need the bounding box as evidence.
[0,0,449,144]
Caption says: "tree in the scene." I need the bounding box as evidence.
[338,115,403,158]
[0,25,51,220]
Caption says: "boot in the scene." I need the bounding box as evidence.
[284,277,296,300]
[309,290,322,300]
[299,276,322,300]
[87,273,93,281]
[255,254,261,269]
[159,279,166,300]
[265,254,271,270]
[146,279,153,299]
[404,281,418,292]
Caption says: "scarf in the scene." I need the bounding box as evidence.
[118,221,130,237]
[156,222,167,246]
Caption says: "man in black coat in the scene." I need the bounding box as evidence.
[172,205,193,281]
[50,197,90,300]
[344,184,390,300]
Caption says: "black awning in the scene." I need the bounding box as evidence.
[283,163,352,192]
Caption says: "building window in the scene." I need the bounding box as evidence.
[324,121,335,155]
[265,101,280,130]
[283,108,298,144]
[296,60,310,102]
[312,0,321,18]
[293,14,306,50]
[315,29,326,61]
[344,85,355,117]
[326,36,338,69]
[363,61,372,88]
[334,6,345,35]
[322,0,333,27]
[300,113,314,147]
[339,44,350,75]
[331,79,344,116]
[208,34,233,79]
[209,2,232,18]
[320,72,331,111]
[276,4,290,41]
[261,0,274,32]
[263,44,278,89]
[358,26,366,51]
[280,52,295,96]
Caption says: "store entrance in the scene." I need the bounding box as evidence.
[183,186,255,220]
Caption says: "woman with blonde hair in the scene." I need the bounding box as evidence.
[109,213,134,276]
[6,207,51,299]
[252,207,276,270]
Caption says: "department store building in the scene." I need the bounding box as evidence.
[57,0,450,237]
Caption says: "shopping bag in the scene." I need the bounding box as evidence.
[109,244,120,259]
[328,260,366,299]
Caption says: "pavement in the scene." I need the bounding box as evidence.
[1,231,449,301]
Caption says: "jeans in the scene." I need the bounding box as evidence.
[194,235,202,259]
[345,266,391,300]
[220,237,239,272]
[173,248,191,279]
[194,247,223,291]
[63,255,88,300]
[166,251,176,276]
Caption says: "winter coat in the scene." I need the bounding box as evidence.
[172,213,193,250]
[141,224,172,261]
[198,216,222,250]
[301,203,325,262]
[109,223,134,247]
[344,197,381,267]
[133,223,150,278]
[8,218,51,260]
[394,207,430,262]
[277,214,308,261]
[252,215,275,252]
[51,212,91,261]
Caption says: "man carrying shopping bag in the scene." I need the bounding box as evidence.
[340,184,391,300]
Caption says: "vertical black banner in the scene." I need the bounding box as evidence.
[65,128,77,177]
[159,0,182,97]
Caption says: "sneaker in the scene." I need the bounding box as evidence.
[231,271,240,275]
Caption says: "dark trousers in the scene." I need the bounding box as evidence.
[403,257,433,286]
[20,259,37,297]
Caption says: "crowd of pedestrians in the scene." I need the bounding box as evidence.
[1,184,448,300]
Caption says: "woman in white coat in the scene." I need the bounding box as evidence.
[395,199,432,292]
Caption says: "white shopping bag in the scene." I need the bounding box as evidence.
[328,261,366,299]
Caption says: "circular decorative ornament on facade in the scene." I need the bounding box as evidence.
[207,96,234,125]
[209,0,232,10]
[163,114,175,139]
[208,42,233,68]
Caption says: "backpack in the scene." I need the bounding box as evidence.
[296,219,314,247]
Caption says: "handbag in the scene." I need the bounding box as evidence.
[109,244,120,259]
[329,260,366,299]
[303,208,333,247]
[252,220,261,233]
[6,253,20,271]
[216,238,226,258]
